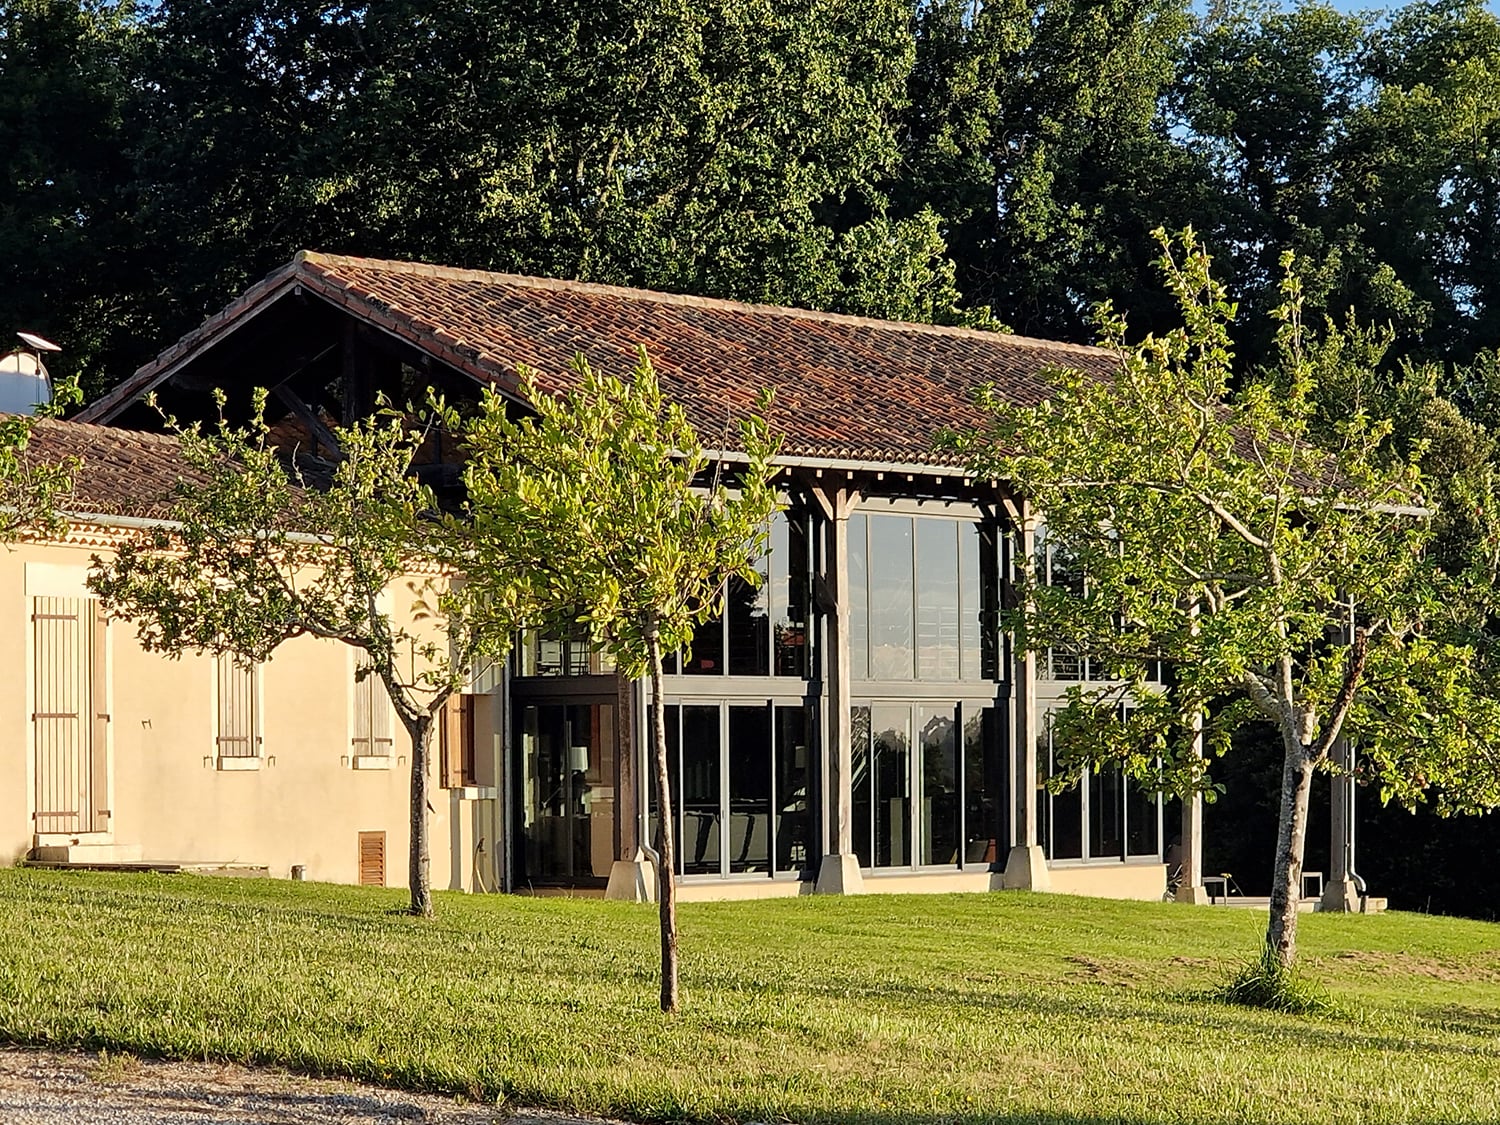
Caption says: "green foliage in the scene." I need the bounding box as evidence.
[1218,941,1336,1016]
[956,228,1500,963]
[86,390,521,915]
[456,349,779,678]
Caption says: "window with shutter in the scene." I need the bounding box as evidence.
[358,831,386,886]
[352,653,395,759]
[215,655,261,759]
[32,597,106,833]
[440,693,477,788]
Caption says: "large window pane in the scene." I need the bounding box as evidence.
[680,705,721,874]
[774,706,812,873]
[848,515,869,680]
[682,604,725,675]
[772,511,812,678]
[869,516,915,680]
[647,706,683,872]
[851,705,872,867]
[919,706,959,866]
[872,704,911,866]
[964,707,1005,866]
[916,520,960,680]
[1047,730,1082,859]
[959,523,982,681]
[1089,764,1124,859]
[1126,776,1160,858]
[727,569,769,676]
[729,706,772,873]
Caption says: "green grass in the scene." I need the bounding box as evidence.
[3,870,1500,1123]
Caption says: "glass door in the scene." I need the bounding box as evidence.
[513,701,618,886]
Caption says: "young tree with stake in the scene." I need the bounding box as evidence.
[88,391,523,917]
[955,229,1500,975]
[455,349,779,1013]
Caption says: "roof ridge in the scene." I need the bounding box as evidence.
[296,250,1114,359]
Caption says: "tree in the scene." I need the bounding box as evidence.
[87,391,521,916]
[455,349,778,1012]
[954,229,1500,970]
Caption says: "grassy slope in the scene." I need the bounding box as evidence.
[1,869,1498,1124]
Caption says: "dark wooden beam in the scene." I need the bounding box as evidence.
[273,384,343,461]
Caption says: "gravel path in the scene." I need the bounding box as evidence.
[0,1049,614,1125]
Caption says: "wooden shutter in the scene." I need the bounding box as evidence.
[31,597,95,834]
[216,655,259,758]
[352,654,394,757]
[358,831,386,886]
[440,693,476,788]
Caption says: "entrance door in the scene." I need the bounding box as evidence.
[513,702,618,885]
[31,596,108,836]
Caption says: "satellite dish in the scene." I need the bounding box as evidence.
[16,332,60,353]
[1,331,57,414]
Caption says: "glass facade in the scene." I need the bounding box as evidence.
[847,512,998,682]
[514,702,617,883]
[681,508,812,678]
[852,701,1006,871]
[1041,722,1162,863]
[650,702,812,878]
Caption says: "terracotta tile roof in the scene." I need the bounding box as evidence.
[23,416,193,520]
[80,252,1120,469]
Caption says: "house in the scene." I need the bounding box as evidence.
[52,252,1361,905]
[1,417,492,890]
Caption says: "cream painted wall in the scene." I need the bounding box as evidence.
[0,531,478,891]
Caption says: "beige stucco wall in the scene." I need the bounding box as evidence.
[0,530,478,890]
[1047,862,1167,901]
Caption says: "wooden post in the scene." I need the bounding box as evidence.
[1002,500,1050,891]
[605,672,653,901]
[812,485,863,894]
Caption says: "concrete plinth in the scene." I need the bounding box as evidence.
[1002,844,1051,892]
[815,852,865,895]
[1174,884,1214,905]
[1319,878,1363,913]
[604,852,656,902]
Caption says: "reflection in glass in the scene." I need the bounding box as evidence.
[772,512,811,677]
[848,515,869,680]
[1126,776,1160,857]
[727,569,769,676]
[964,707,1004,866]
[1047,731,1082,859]
[959,522,982,680]
[851,705,872,866]
[919,706,958,865]
[1089,764,1124,859]
[680,705,721,873]
[682,594,725,675]
[647,705,683,872]
[518,627,617,677]
[729,706,772,873]
[517,703,616,883]
[916,520,960,680]
[869,516,915,680]
[774,706,811,872]
[872,704,911,866]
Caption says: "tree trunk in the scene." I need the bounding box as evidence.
[647,618,679,1014]
[1266,733,1315,966]
[408,712,434,918]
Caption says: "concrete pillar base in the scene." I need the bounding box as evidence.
[815,853,865,895]
[604,852,656,902]
[1174,884,1214,905]
[1002,844,1051,891]
[1320,878,1362,913]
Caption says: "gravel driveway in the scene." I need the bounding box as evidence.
[0,1049,614,1125]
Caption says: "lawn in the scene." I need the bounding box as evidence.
[1,870,1499,1123]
